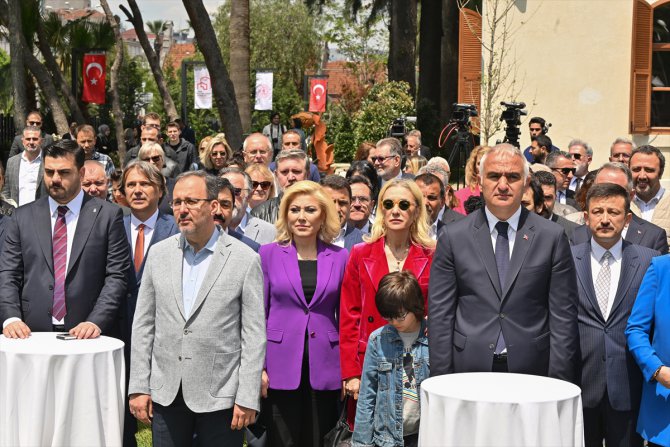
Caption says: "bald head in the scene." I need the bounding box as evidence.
[82,160,108,198]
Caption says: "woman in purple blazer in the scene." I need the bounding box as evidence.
[259,180,349,447]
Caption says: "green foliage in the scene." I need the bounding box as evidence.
[327,105,356,162]
[0,48,12,114]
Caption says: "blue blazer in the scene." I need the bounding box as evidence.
[343,225,364,252]
[626,254,670,446]
[229,229,261,252]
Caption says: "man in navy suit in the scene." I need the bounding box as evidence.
[428,144,579,382]
[572,183,659,447]
[321,175,364,251]
[415,172,463,239]
[0,139,129,339]
[214,177,261,252]
[572,163,668,254]
[121,160,178,447]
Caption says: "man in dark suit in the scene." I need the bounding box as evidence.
[121,160,178,447]
[415,173,463,239]
[321,175,364,251]
[546,151,579,209]
[368,137,415,184]
[428,144,579,382]
[572,183,659,447]
[0,139,129,339]
[2,126,47,206]
[572,163,668,254]
[532,170,579,241]
[214,177,261,252]
[8,111,54,157]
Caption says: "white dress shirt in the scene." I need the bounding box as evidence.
[633,187,665,222]
[484,205,522,257]
[236,211,250,235]
[18,151,42,206]
[333,224,347,248]
[590,237,623,320]
[430,206,447,240]
[130,209,159,259]
[556,189,568,205]
[569,175,585,192]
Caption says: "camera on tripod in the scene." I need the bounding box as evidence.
[388,115,417,139]
[499,101,528,148]
[450,103,478,127]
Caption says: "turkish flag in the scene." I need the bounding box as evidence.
[308,78,327,112]
[82,53,106,104]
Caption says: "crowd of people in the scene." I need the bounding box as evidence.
[0,111,669,447]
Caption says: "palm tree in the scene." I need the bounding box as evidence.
[147,20,166,59]
[230,1,250,132]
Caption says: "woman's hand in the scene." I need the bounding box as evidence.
[657,366,670,389]
[344,377,361,400]
[261,370,270,398]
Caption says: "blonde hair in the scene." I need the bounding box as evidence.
[465,145,491,189]
[245,163,277,199]
[198,136,213,152]
[275,181,341,246]
[200,135,233,170]
[365,179,435,248]
[405,155,427,175]
[138,142,165,159]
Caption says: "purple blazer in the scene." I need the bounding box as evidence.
[259,240,349,391]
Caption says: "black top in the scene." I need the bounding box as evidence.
[298,260,318,304]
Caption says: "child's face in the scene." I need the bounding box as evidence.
[388,311,421,333]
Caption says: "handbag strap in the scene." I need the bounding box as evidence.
[338,395,350,424]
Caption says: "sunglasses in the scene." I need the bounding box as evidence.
[370,155,395,164]
[211,151,227,158]
[28,121,42,126]
[552,167,576,176]
[569,153,582,160]
[382,199,412,211]
[232,187,249,197]
[252,181,272,190]
[141,155,162,163]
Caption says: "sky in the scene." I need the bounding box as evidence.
[100,1,225,32]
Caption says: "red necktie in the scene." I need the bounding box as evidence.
[134,224,145,272]
[52,206,68,321]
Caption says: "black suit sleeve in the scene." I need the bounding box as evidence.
[427,226,458,376]
[85,205,130,332]
[652,229,669,254]
[0,213,24,322]
[8,136,21,158]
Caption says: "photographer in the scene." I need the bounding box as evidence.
[262,112,286,159]
[522,116,560,162]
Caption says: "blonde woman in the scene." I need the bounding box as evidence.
[404,155,428,175]
[454,145,490,215]
[245,163,277,209]
[200,135,232,175]
[339,178,435,425]
[259,181,349,446]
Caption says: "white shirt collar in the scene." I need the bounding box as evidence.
[48,189,84,218]
[633,187,665,206]
[130,208,159,230]
[484,205,522,233]
[436,205,446,223]
[238,210,250,231]
[590,236,623,262]
[21,150,41,163]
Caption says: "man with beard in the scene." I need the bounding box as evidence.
[320,175,364,251]
[0,139,129,339]
[2,126,47,205]
[220,167,276,245]
[567,139,592,193]
[213,177,261,252]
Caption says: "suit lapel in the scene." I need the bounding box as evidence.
[282,243,308,307]
[171,236,186,320]
[609,242,639,319]
[34,198,54,274]
[36,159,44,198]
[310,240,333,307]
[363,239,388,293]
[502,210,534,299]
[574,242,603,322]
[67,195,100,276]
[244,218,260,242]
[187,232,231,322]
[473,210,502,298]
[625,217,644,245]
[407,244,429,279]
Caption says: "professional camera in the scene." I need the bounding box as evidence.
[499,101,527,148]
[388,115,417,139]
[450,103,478,127]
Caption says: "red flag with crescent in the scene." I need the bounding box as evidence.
[308,78,327,112]
[82,53,106,104]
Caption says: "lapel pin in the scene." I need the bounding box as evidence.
[637,230,641,234]
[93,208,97,213]
[523,234,528,240]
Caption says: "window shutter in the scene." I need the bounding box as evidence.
[458,7,482,129]
[630,0,652,134]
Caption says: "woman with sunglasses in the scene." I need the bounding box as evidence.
[339,178,434,427]
[259,181,349,446]
[200,134,232,175]
[245,163,277,209]
[138,142,179,179]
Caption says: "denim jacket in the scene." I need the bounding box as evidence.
[352,320,430,447]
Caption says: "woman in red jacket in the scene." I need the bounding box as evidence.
[340,178,435,420]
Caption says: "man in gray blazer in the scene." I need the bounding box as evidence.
[572,183,659,446]
[428,144,579,382]
[2,126,47,205]
[129,171,265,446]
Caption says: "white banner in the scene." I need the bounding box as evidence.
[255,71,273,110]
[194,66,212,109]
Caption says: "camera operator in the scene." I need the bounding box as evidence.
[523,116,560,162]
[262,112,286,159]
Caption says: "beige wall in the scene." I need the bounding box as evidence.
[482,0,669,185]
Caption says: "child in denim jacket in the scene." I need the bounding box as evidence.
[352,271,429,447]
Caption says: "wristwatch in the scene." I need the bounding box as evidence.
[652,365,664,382]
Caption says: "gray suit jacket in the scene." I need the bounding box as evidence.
[241,216,276,245]
[129,231,266,413]
[2,153,46,205]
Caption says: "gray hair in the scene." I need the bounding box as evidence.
[376,137,403,157]
[275,148,310,172]
[610,137,636,151]
[545,151,571,168]
[479,143,529,181]
[175,170,220,200]
[242,132,272,152]
[417,165,450,185]
[23,125,41,135]
[138,142,165,159]
[596,162,634,192]
[426,156,451,173]
[220,166,253,191]
[407,129,422,146]
[567,138,593,156]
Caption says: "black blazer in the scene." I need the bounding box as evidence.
[0,194,130,333]
[572,214,668,254]
[551,213,579,243]
[572,241,659,411]
[428,207,579,383]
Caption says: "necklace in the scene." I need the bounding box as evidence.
[385,242,410,272]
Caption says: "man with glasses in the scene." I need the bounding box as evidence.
[546,151,578,208]
[567,139,592,193]
[242,133,273,166]
[129,171,265,446]
[76,124,116,178]
[2,126,47,205]
[124,113,178,166]
[609,138,635,165]
[368,137,414,184]
[8,111,54,157]
[321,175,364,251]
[220,167,276,245]
[348,176,375,234]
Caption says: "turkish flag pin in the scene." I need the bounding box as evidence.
[523,234,529,240]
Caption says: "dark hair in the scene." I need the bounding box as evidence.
[545,151,569,169]
[320,175,352,199]
[464,195,484,214]
[631,145,665,177]
[166,121,180,130]
[214,176,235,201]
[346,160,379,200]
[227,151,248,170]
[414,173,445,198]
[529,116,546,130]
[270,111,280,120]
[110,168,123,183]
[43,139,85,169]
[534,170,557,189]
[574,170,598,211]
[586,183,630,213]
[532,134,552,151]
[293,117,302,129]
[527,174,544,212]
[347,174,373,194]
[375,271,425,321]
[354,141,376,161]
[143,112,161,125]
[175,171,220,200]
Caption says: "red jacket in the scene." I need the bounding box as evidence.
[339,237,433,379]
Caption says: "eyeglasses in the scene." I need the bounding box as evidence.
[370,155,395,164]
[232,187,249,197]
[246,150,269,157]
[211,151,227,158]
[352,196,371,204]
[569,153,582,160]
[382,199,412,211]
[141,155,162,163]
[217,199,233,209]
[169,198,212,209]
[145,123,161,130]
[252,181,272,190]
[552,167,576,176]
[28,121,42,126]
[382,311,409,322]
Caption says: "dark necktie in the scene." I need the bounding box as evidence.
[134,224,145,272]
[494,221,509,353]
[574,177,582,192]
[52,206,69,321]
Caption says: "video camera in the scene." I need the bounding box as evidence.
[388,115,417,139]
[450,103,478,127]
[499,101,527,148]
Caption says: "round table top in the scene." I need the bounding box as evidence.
[422,372,581,404]
[0,332,124,355]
